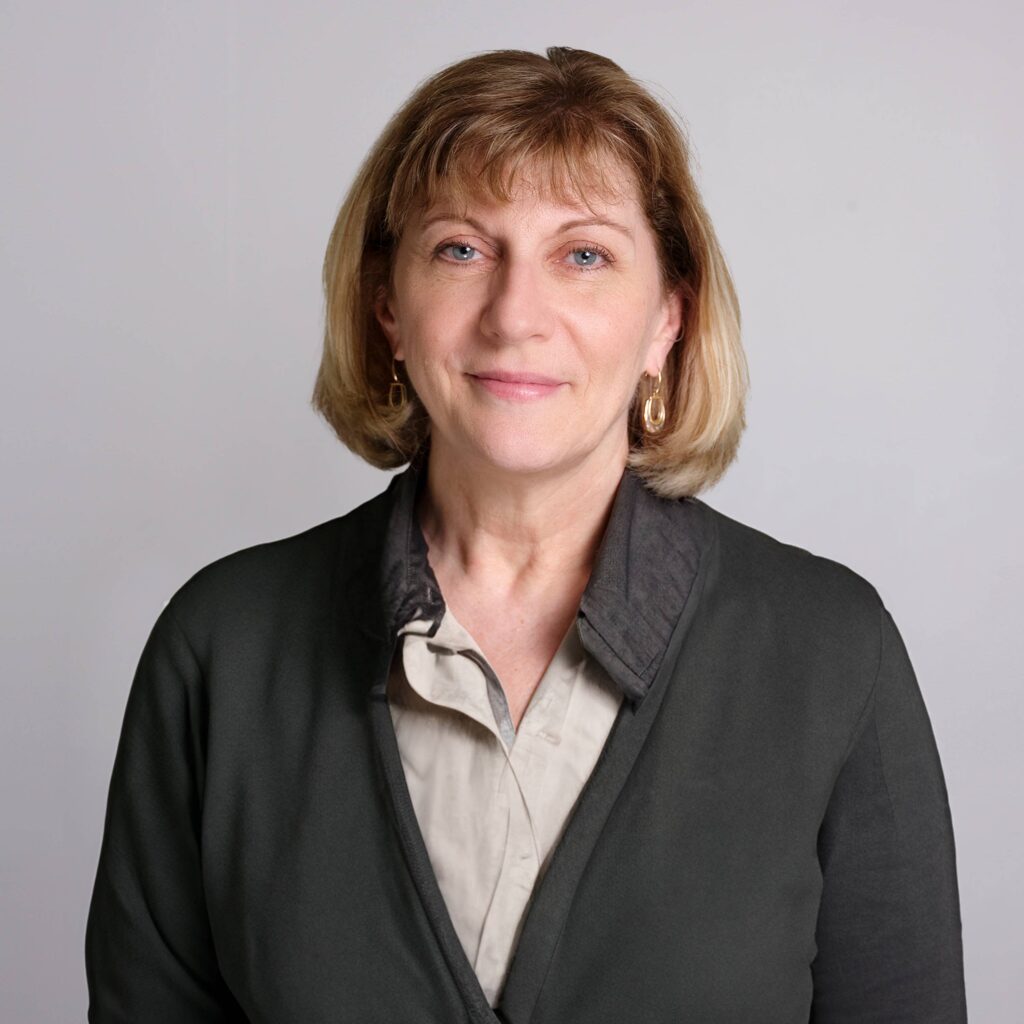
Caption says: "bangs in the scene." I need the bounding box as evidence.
[384,126,645,238]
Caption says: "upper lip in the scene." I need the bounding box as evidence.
[470,369,563,386]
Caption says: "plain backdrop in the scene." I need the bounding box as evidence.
[2,1,1020,1020]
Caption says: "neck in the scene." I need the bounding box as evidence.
[417,437,629,595]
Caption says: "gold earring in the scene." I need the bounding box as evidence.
[388,357,407,410]
[642,370,667,435]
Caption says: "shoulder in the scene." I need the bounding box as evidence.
[686,501,896,747]
[693,498,885,653]
[697,498,883,607]
[161,480,395,649]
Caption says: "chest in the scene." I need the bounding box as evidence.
[441,597,582,731]
[199,615,846,1024]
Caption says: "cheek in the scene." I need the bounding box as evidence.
[402,291,471,360]
[578,315,651,388]
[395,316,473,421]
[398,298,452,359]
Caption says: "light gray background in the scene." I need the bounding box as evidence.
[2,2,1020,1020]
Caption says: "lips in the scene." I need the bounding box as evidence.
[470,370,563,386]
[468,370,565,401]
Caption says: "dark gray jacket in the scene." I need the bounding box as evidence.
[85,460,968,1022]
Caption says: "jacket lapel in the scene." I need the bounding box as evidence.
[576,466,708,702]
[499,474,715,1022]
[344,456,498,1022]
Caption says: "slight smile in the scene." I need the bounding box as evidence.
[468,371,566,401]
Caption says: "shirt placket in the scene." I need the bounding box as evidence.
[472,635,582,1003]
[393,610,591,1008]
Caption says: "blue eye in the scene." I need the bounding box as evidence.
[436,242,475,260]
[441,243,477,262]
[570,248,604,268]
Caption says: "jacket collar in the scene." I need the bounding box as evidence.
[355,447,709,705]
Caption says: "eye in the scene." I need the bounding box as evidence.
[435,241,479,263]
[567,244,613,271]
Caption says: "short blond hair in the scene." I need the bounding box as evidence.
[312,46,748,497]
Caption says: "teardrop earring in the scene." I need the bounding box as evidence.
[642,369,667,435]
[388,357,407,410]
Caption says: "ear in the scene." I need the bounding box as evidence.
[644,283,685,376]
[373,285,404,361]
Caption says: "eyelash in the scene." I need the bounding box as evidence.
[433,239,615,272]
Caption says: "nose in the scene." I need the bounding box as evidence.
[478,251,556,346]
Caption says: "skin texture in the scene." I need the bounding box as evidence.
[374,156,684,726]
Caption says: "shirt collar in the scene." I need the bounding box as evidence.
[354,447,711,705]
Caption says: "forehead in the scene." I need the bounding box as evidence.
[410,149,643,228]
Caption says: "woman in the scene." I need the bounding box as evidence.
[86,47,967,1022]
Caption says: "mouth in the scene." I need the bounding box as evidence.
[468,370,565,401]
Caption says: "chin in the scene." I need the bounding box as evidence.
[460,429,579,477]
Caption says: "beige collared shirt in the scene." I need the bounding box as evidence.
[386,604,624,1007]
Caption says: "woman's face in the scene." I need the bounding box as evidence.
[374,156,683,481]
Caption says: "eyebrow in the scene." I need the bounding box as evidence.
[559,217,635,240]
[419,212,635,241]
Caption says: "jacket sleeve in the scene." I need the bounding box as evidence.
[85,605,248,1022]
[809,603,967,1022]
